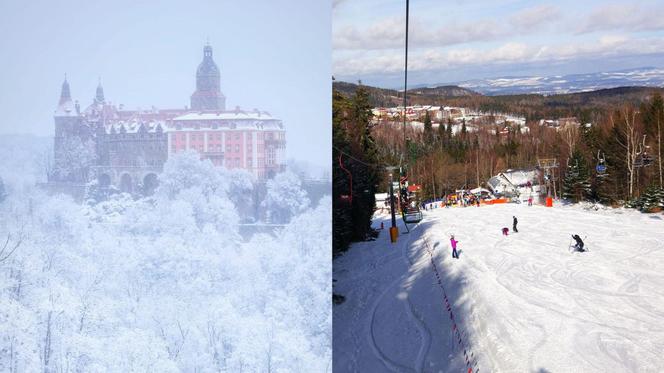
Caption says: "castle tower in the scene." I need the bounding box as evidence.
[190,43,226,111]
[95,78,105,104]
[56,75,75,115]
[52,75,89,183]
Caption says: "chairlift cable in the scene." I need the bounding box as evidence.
[332,145,385,169]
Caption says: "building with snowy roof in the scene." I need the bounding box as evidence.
[487,169,541,199]
[48,44,286,196]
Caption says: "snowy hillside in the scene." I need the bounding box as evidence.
[0,150,331,372]
[333,203,664,372]
[454,67,664,95]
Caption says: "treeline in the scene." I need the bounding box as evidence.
[334,81,664,123]
[371,93,664,210]
[333,87,382,254]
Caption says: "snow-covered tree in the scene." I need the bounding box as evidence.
[264,170,310,223]
[0,176,6,202]
[0,145,330,372]
[53,136,96,182]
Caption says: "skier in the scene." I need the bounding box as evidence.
[528,196,533,206]
[513,216,518,233]
[450,235,459,259]
[571,234,585,252]
[502,227,509,236]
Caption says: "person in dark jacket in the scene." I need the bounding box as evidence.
[572,234,585,252]
[512,216,518,233]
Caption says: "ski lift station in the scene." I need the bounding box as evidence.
[487,169,542,201]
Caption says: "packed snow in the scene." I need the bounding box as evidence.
[333,202,664,372]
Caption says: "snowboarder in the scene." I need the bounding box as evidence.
[571,234,585,252]
[502,227,509,236]
[513,216,518,233]
[450,235,459,259]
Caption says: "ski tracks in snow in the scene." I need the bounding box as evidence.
[366,222,433,373]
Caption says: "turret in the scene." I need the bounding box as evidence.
[55,75,77,116]
[95,78,105,104]
[190,43,226,111]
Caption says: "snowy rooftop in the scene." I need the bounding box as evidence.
[173,110,276,121]
[104,119,165,134]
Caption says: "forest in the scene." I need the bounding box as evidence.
[0,147,331,372]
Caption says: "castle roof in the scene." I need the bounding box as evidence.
[173,110,276,121]
[104,119,165,134]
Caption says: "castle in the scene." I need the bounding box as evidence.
[48,44,286,197]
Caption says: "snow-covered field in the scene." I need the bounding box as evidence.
[333,202,664,372]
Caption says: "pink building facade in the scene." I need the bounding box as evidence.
[167,111,286,178]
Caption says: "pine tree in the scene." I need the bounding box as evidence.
[643,93,664,188]
[562,149,592,202]
[437,114,446,145]
[333,87,381,254]
[634,184,664,212]
[423,111,433,146]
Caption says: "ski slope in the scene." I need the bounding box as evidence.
[333,203,664,372]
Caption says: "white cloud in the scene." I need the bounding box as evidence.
[334,16,507,51]
[577,3,664,33]
[333,35,664,76]
[334,4,568,52]
[509,4,561,30]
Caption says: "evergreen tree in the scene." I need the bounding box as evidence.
[597,124,628,203]
[332,87,381,255]
[437,114,446,145]
[643,93,664,187]
[446,117,453,141]
[562,149,592,202]
[423,111,433,146]
[630,184,664,212]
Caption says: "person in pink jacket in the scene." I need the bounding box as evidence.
[450,235,459,259]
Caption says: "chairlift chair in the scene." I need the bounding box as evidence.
[596,150,608,177]
[634,135,654,168]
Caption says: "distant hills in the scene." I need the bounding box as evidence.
[441,67,664,96]
[333,80,664,121]
[333,81,479,107]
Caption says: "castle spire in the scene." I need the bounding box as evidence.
[191,43,226,111]
[95,77,105,104]
[59,74,72,106]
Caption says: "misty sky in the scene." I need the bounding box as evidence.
[333,0,664,88]
[0,0,331,169]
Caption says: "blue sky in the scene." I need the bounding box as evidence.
[333,0,664,87]
[0,0,331,169]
